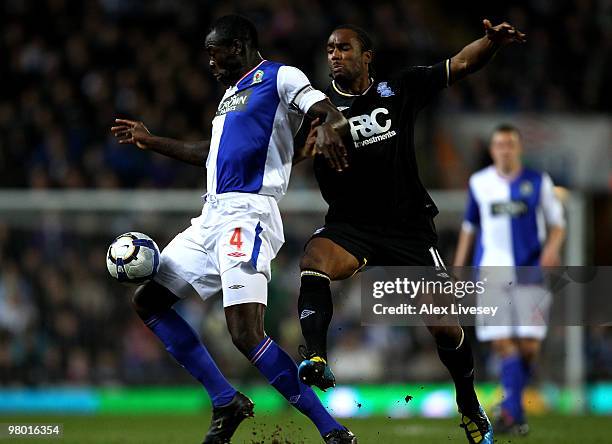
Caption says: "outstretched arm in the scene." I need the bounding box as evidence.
[111,119,209,166]
[449,19,526,84]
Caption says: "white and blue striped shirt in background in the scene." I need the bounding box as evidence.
[463,166,565,267]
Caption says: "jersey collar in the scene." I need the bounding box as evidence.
[234,59,267,88]
[493,165,524,182]
[332,78,374,97]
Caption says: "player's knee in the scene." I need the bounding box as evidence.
[491,339,518,357]
[300,249,354,280]
[518,340,541,363]
[300,250,327,273]
[225,302,265,356]
[229,326,264,357]
[131,285,150,316]
[429,325,463,348]
[131,281,177,320]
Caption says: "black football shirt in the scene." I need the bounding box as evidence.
[313,60,450,226]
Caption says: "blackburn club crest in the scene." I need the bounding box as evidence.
[377,81,395,97]
[252,69,264,84]
[520,180,533,196]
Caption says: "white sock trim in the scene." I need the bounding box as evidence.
[438,327,465,351]
[456,327,465,349]
[301,270,331,282]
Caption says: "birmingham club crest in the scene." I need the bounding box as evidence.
[377,82,395,97]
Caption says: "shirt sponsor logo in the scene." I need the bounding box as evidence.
[491,201,529,216]
[348,107,397,147]
[216,89,253,116]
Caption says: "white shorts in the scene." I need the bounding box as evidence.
[476,283,550,342]
[154,193,284,307]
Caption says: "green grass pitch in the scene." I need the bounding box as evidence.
[2,413,610,443]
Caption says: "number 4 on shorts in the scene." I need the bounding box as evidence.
[230,228,243,249]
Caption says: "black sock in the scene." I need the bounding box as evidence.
[298,270,333,360]
[436,329,480,414]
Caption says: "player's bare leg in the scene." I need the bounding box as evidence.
[131,281,248,444]
[517,338,541,363]
[297,238,360,390]
[225,301,356,443]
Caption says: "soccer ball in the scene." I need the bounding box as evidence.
[106,232,160,284]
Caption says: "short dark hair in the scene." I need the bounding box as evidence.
[333,24,374,53]
[493,124,521,138]
[210,15,259,50]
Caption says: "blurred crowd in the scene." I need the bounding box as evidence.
[1,0,611,189]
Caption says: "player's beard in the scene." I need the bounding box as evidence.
[330,67,362,91]
[329,66,349,81]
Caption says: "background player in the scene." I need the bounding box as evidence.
[111,15,357,444]
[454,124,566,435]
[295,20,526,444]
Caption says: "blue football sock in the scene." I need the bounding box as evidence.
[145,309,237,408]
[519,358,533,416]
[249,337,342,436]
[520,358,534,385]
[500,354,526,423]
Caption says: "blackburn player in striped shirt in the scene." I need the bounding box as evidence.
[295,20,526,444]
[111,15,357,444]
[454,124,565,436]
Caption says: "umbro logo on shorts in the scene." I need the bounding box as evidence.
[227,252,247,257]
[300,309,316,319]
[228,285,245,289]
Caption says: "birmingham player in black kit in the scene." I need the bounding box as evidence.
[296,20,526,444]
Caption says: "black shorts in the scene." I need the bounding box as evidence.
[307,214,443,267]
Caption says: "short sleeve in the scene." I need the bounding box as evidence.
[540,173,565,228]
[401,59,450,111]
[277,65,327,115]
[462,182,480,233]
